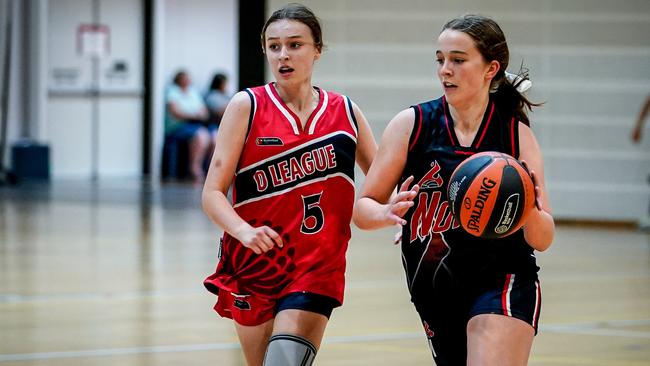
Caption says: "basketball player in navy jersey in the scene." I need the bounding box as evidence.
[354,15,555,366]
[202,4,376,366]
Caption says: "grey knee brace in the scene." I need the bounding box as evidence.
[263,334,317,366]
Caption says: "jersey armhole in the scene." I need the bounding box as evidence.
[343,95,359,137]
[408,105,423,152]
[244,89,256,140]
[511,117,521,159]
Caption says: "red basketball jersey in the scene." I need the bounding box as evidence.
[204,83,359,305]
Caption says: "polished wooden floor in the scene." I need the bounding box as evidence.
[1,179,648,366]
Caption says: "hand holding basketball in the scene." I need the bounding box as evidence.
[520,160,542,211]
[448,151,535,238]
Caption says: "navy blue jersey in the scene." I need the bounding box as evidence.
[400,95,539,304]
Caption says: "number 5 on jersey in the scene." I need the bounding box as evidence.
[301,192,324,234]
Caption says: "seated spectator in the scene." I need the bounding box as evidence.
[165,70,215,182]
[205,73,231,129]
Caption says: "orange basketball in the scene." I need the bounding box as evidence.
[448,151,535,239]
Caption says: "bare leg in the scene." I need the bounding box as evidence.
[271,309,329,350]
[234,319,274,366]
[466,314,534,366]
[189,127,210,182]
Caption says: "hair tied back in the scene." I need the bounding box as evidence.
[505,72,532,93]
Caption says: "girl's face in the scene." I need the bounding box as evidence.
[435,29,499,106]
[264,19,321,86]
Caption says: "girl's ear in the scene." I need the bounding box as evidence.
[485,60,500,80]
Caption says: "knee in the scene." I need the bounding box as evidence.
[263,334,316,366]
[467,315,490,339]
[192,128,211,147]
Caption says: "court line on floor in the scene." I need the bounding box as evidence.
[1,319,648,362]
[0,280,407,304]
[542,319,650,339]
[0,333,420,362]
[0,289,203,303]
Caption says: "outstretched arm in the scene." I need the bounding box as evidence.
[632,95,650,143]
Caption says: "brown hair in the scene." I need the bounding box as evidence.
[172,70,187,86]
[442,14,540,125]
[260,3,323,53]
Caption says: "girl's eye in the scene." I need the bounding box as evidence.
[453,59,465,64]
[435,59,444,64]
[290,42,301,49]
[269,44,279,51]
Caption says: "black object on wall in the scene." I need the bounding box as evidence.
[0,0,14,185]
[238,0,266,90]
[142,0,153,177]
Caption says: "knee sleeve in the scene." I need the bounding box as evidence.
[263,334,316,366]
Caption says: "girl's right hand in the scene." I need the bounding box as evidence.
[385,176,420,226]
[237,225,283,255]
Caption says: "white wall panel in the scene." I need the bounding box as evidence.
[547,0,650,14]
[161,0,237,93]
[47,98,92,177]
[98,0,144,93]
[98,98,142,177]
[546,21,650,47]
[47,0,143,179]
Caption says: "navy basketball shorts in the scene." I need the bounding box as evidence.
[414,273,541,366]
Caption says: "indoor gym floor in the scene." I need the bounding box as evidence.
[0,179,648,366]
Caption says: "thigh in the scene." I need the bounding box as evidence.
[234,318,274,366]
[466,314,534,366]
[413,300,468,366]
[271,292,338,350]
[272,309,329,350]
[220,290,276,366]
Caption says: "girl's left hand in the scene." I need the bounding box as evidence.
[520,160,542,211]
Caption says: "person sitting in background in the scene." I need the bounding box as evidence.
[205,73,231,129]
[165,70,215,182]
[631,94,650,231]
[631,94,649,143]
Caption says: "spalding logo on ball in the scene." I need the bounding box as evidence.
[448,151,535,239]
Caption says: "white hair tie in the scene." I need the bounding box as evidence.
[505,72,532,93]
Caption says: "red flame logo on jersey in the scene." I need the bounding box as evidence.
[417,161,443,189]
[409,160,460,243]
[423,321,434,338]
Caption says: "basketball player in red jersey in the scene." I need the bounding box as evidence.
[202,4,376,366]
[354,15,555,366]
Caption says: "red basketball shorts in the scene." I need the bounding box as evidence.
[214,289,276,326]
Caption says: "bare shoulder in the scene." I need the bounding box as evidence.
[228,91,252,109]
[383,108,416,141]
[220,91,252,123]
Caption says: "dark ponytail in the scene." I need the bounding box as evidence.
[491,68,541,126]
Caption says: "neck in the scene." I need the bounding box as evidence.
[274,81,317,111]
[448,92,490,133]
